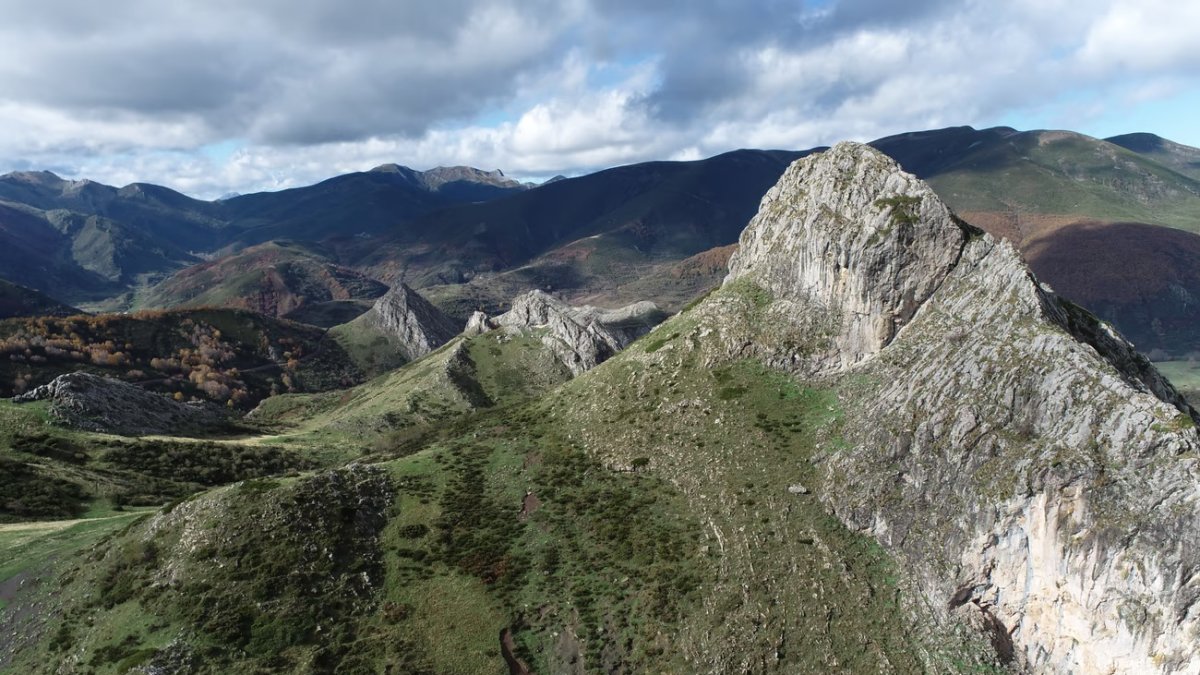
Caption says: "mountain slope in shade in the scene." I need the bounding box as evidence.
[0,201,200,304]
[357,148,812,316]
[1021,220,1200,357]
[0,279,79,319]
[1107,132,1200,181]
[217,164,528,248]
[132,240,387,325]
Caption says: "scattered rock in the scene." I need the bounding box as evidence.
[464,310,494,336]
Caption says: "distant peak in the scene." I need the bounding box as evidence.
[2,169,66,185]
[420,166,522,190]
[369,163,413,174]
[1105,132,1167,153]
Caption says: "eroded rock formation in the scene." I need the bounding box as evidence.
[362,283,460,362]
[725,142,1200,673]
[491,290,664,375]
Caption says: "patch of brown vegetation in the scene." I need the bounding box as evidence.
[519,491,541,521]
[1022,220,1200,304]
[957,210,1090,246]
[669,244,738,279]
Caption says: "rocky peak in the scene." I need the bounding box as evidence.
[725,141,972,372]
[365,283,460,362]
[722,142,1200,672]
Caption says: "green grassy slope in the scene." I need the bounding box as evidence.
[0,282,1001,673]
[875,127,1200,233]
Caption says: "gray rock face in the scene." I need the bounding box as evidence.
[494,290,664,375]
[13,372,228,436]
[463,310,494,337]
[363,283,460,362]
[726,141,971,373]
[731,142,1200,673]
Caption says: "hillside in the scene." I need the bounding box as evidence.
[0,308,361,409]
[0,279,78,320]
[872,126,1200,236]
[1107,132,1200,181]
[131,241,387,326]
[4,144,1198,673]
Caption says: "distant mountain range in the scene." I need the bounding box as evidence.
[0,164,530,304]
[2,127,1199,359]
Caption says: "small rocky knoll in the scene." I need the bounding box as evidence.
[13,372,229,435]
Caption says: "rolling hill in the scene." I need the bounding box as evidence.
[131,241,387,326]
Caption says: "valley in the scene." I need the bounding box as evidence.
[2,142,1198,673]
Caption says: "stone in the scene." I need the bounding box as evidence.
[463,311,493,336]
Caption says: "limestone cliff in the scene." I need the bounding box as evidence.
[359,283,460,362]
[492,290,664,375]
[726,142,1200,673]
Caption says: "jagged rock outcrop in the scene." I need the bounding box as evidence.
[729,142,1200,673]
[361,283,460,362]
[463,310,493,336]
[493,290,664,375]
[13,372,229,435]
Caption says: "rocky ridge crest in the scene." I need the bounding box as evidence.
[727,142,1200,673]
[480,290,664,375]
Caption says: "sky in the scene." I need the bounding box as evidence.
[0,0,1197,199]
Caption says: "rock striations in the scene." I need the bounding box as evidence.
[489,290,665,375]
[13,372,229,435]
[359,283,461,362]
[727,142,1200,673]
[726,141,970,373]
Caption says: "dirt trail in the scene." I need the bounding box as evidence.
[0,511,143,535]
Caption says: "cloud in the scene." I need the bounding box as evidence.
[0,0,1196,198]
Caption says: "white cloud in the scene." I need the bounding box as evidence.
[0,0,1196,198]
